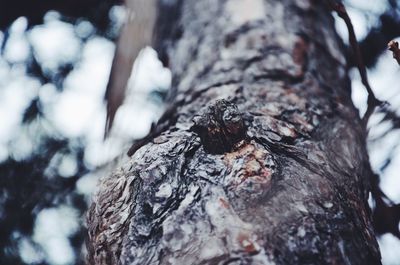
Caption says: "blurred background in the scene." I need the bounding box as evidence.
[0,0,399,264]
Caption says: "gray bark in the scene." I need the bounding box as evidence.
[87,0,381,264]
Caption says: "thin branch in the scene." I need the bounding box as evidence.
[388,40,400,65]
[327,0,383,125]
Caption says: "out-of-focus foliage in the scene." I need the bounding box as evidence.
[0,0,121,33]
[0,1,121,264]
[354,0,400,67]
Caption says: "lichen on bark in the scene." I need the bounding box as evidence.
[87,0,381,264]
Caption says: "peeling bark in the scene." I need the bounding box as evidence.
[87,0,381,264]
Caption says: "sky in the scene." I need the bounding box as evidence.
[0,1,399,264]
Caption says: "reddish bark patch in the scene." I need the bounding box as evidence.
[219,197,230,209]
[292,36,309,72]
[237,232,259,254]
[223,142,275,193]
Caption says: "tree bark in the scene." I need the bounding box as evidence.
[87,0,381,264]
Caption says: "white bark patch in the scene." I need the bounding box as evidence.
[155,183,172,198]
[297,227,306,237]
[225,0,266,25]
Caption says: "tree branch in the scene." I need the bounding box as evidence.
[327,0,383,125]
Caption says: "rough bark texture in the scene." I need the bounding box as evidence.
[87,0,381,264]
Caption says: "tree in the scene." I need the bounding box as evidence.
[87,0,382,264]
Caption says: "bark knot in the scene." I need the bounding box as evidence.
[191,99,246,154]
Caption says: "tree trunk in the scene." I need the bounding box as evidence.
[87,0,381,264]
